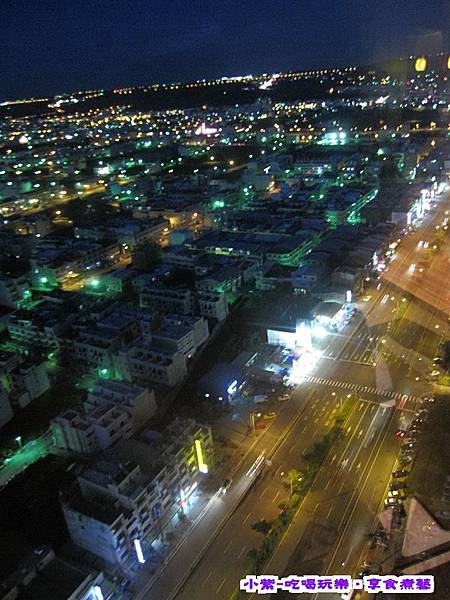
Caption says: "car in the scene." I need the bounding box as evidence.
[402,438,416,450]
[404,437,416,444]
[396,429,405,438]
[390,481,406,491]
[393,470,409,479]
[401,450,415,458]
[388,490,406,499]
[385,496,402,506]
[220,478,232,494]
[279,394,290,401]
[399,455,413,464]
[264,412,277,420]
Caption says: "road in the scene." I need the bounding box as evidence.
[132,186,450,600]
[0,433,51,489]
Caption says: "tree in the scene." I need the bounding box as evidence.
[282,469,303,497]
[247,548,258,561]
[251,519,273,536]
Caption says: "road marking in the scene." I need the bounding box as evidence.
[331,454,337,463]
[273,490,280,503]
[326,505,334,519]
[325,478,332,490]
[314,502,319,513]
[357,429,363,437]
[237,545,246,559]
[259,487,267,499]
[338,481,345,494]
[243,512,251,525]
[342,545,354,567]
[216,577,227,594]
[356,462,361,470]
[203,571,212,587]
[224,540,232,554]
[312,428,318,437]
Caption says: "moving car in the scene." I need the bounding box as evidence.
[220,478,232,494]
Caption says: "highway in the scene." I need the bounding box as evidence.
[131,186,450,600]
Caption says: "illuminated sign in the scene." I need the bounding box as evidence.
[448,56,450,70]
[134,539,145,564]
[415,57,427,72]
[346,290,352,303]
[195,439,208,473]
[227,380,238,395]
[93,586,104,600]
[195,123,218,135]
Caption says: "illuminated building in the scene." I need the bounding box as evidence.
[415,56,427,72]
[61,418,213,566]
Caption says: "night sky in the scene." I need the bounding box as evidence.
[2,0,449,100]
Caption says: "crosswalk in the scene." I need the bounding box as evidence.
[303,375,419,405]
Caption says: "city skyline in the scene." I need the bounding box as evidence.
[0,5,450,599]
[2,0,449,100]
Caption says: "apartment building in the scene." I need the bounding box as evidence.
[139,286,194,315]
[61,418,213,567]
[51,381,156,455]
[198,291,229,322]
[114,342,187,387]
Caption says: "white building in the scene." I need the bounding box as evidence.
[51,381,156,455]
[61,419,213,567]
[139,286,194,315]
[114,342,187,387]
[198,291,229,322]
[0,273,31,309]
[152,315,209,357]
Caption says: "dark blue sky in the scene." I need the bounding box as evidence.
[2,0,449,100]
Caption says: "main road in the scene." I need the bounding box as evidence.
[133,185,450,600]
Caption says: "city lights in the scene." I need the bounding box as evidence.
[195,439,208,474]
[134,539,146,564]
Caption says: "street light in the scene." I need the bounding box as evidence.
[15,435,22,450]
